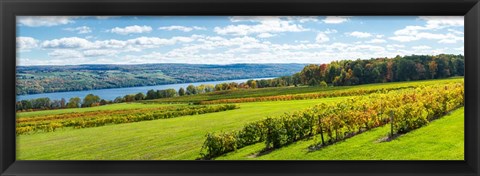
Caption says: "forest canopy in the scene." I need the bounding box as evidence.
[294,54,464,87]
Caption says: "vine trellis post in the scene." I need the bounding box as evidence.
[390,110,394,139]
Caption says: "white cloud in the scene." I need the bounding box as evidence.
[416,33,447,40]
[448,29,464,35]
[48,49,84,59]
[229,16,277,22]
[390,32,463,43]
[155,36,397,64]
[193,26,207,30]
[214,17,308,36]
[17,37,39,51]
[386,44,405,51]
[158,26,206,32]
[40,35,197,52]
[83,49,118,57]
[419,16,464,28]
[323,16,350,24]
[125,36,194,48]
[194,36,261,51]
[438,36,463,44]
[412,45,431,50]
[284,16,319,23]
[42,37,92,49]
[17,16,77,27]
[109,25,152,35]
[92,39,128,49]
[257,33,276,38]
[96,16,119,20]
[315,32,330,43]
[17,58,90,66]
[63,26,92,34]
[295,40,310,43]
[454,46,464,53]
[134,36,194,47]
[365,39,387,44]
[347,31,372,38]
[390,16,464,44]
[389,36,418,42]
[394,26,426,36]
[298,17,319,23]
[324,29,338,34]
[22,35,458,65]
[393,16,463,36]
[349,44,385,53]
[17,16,465,66]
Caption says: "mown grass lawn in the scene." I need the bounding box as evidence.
[217,107,464,160]
[17,97,346,160]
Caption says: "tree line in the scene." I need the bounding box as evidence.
[16,94,109,112]
[206,54,464,89]
[294,54,464,87]
[16,82,248,111]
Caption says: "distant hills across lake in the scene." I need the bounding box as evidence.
[16,63,307,95]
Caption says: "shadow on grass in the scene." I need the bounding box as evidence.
[247,136,317,158]
[306,128,373,152]
[247,148,275,158]
[376,133,404,143]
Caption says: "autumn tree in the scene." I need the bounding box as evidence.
[82,94,100,107]
[386,61,394,82]
[204,84,215,93]
[178,87,186,96]
[146,89,157,99]
[123,94,136,102]
[135,92,145,101]
[186,85,197,95]
[100,99,108,105]
[428,61,438,79]
[60,98,66,108]
[67,97,81,108]
[114,96,124,103]
[196,84,206,94]
[414,63,427,80]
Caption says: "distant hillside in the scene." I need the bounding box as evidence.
[16,63,306,95]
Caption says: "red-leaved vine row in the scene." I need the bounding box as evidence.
[17,104,238,135]
[198,86,415,105]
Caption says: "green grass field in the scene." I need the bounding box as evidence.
[17,98,346,160]
[16,77,464,160]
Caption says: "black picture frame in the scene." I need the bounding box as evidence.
[1,0,479,175]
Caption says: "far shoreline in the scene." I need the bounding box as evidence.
[16,77,278,101]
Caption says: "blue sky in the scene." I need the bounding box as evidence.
[16,16,464,66]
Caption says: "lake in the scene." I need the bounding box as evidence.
[16,77,275,101]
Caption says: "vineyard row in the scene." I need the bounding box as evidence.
[199,86,414,105]
[200,83,464,159]
[17,104,238,135]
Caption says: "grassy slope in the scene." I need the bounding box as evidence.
[17,103,180,118]
[217,107,464,160]
[17,97,346,160]
[149,77,463,103]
